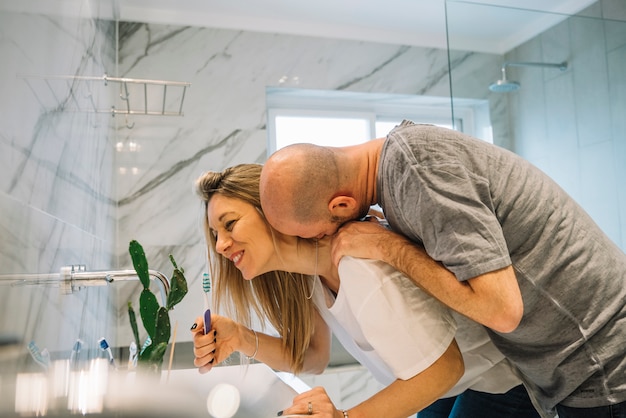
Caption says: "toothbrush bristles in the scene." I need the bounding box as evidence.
[98,338,109,350]
[202,273,211,293]
[202,273,212,310]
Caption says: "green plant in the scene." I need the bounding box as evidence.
[127,240,188,372]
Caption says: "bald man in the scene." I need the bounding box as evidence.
[260,120,626,418]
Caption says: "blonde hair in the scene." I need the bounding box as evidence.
[195,163,316,373]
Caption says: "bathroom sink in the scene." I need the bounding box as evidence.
[162,363,304,417]
[0,361,305,417]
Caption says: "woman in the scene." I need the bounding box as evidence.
[191,164,539,418]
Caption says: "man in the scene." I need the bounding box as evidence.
[259,120,626,418]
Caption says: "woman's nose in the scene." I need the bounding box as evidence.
[215,234,231,255]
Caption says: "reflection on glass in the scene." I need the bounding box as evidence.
[15,373,48,416]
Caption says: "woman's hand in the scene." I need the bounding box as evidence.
[278,387,342,418]
[191,314,240,373]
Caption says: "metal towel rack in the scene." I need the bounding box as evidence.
[19,73,191,121]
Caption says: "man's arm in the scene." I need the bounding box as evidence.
[331,220,523,333]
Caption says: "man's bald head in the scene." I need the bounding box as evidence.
[260,143,342,236]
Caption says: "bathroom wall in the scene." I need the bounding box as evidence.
[0,8,117,368]
[448,0,626,250]
[505,1,626,248]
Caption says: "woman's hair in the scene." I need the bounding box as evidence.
[195,163,316,373]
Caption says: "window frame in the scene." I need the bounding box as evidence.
[266,87,491,155]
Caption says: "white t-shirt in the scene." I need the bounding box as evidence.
[312,256,521,397]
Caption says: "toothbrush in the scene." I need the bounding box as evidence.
[202,272,212,334]
[27,341,50,370]
[69,339,83,369]
[128,341,138,370]
[140,336,152,356]
[98,338,116,369]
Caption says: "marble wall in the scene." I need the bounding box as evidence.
[448,0,626,250]
[505,1,626,248]
[0,9,117,368]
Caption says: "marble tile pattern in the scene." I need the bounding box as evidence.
[484,2,626,247]
[0,10,118,367]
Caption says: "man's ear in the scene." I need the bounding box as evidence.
[328,196,358,217]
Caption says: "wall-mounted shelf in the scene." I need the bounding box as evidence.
[19,73,191,119]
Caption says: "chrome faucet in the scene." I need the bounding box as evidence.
[0,265,170,305]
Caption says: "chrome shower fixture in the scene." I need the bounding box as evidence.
[0,266,170,304]
[489,61,568,93]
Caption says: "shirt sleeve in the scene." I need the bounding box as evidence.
[379,126,513,281]
[338,257,457,380]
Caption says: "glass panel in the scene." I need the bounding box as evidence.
[446,0,626,248]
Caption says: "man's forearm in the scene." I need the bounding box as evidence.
[331,220,523,332]
[381,232,523,333]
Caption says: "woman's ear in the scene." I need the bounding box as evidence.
[328,196,358,218]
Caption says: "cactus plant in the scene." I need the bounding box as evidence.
[128,240,188,372]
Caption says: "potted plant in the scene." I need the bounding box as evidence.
[127,240,188,373]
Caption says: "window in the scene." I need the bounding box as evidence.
[266,87,492,155]
[274,113,372,150]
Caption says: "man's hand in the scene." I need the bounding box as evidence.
[331,218,412,267]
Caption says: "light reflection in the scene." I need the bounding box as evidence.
[206,383,240,418]
[115,141,140,152]
[15,373,48,416]
[67,359,108,415]
[51,359,70,399]
[13,359,109,416]
[118,167,141,175]
[278,75,300,85]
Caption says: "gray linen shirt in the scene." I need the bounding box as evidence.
[377,121,626,412]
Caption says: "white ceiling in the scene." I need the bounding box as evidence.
[3,0,596,54]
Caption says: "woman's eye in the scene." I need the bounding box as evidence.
[224,220,236,231]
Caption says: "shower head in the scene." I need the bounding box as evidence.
[489,65,520,93]
[489,78,521,93]
[489,61,568,93]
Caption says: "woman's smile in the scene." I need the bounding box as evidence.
[231,250,244,267]
[207,194,278,280]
